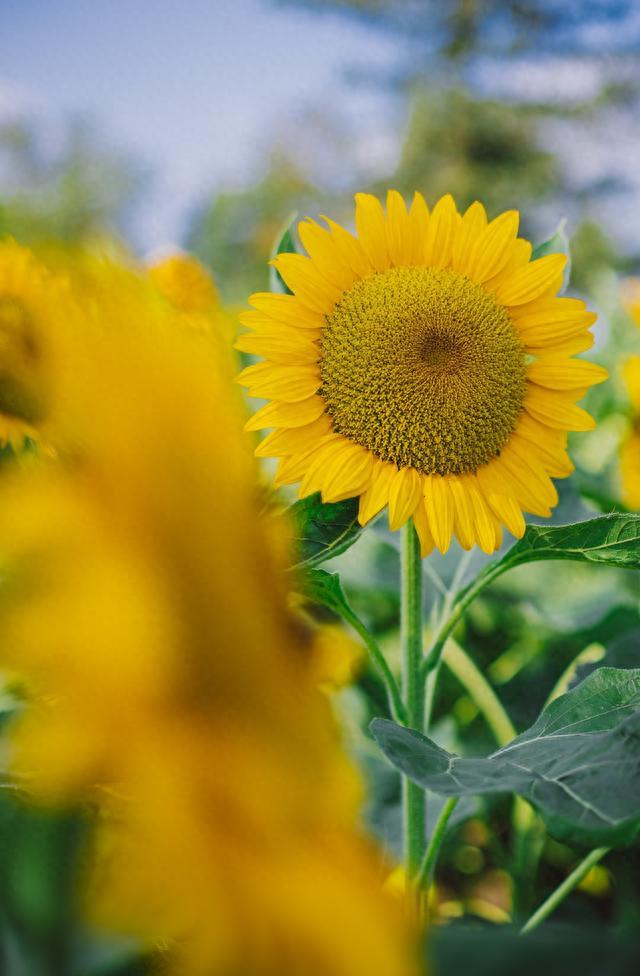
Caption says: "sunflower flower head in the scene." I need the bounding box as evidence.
[0,239,69,448]
[238,192,607,555]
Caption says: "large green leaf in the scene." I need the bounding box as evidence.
[424,515,640,672]
[494,515,640,573]
[372,667,640,847]
[431,924,640,976]
[290,493,362,569]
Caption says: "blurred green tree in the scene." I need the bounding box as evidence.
[0,118,144,245]
[185,1,637,302]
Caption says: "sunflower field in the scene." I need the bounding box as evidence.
[1,2,640,974]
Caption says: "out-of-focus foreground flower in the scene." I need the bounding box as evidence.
[0,239,67,448]
[0,247,415,976]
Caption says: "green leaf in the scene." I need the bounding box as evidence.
[290,492,362,569]
[372,667,640,847]
[298,567,354,620]
[299,569,406,723]
[491,514,640,574]
[269,212,298,294]
[424,515,640,673]
[532,218,571,293]
[430,924,640,976]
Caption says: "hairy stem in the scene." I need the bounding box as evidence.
[401,520,426,880]
[415,797,459,913]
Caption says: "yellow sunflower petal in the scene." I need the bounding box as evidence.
[510,298,596,345]
[275,442,334,487]
[247,292,325,330]
[244,396,326,432]
[322,442,375,503]
[385,190,412,267]
[297,439,346,498]
[466,477,499,554]
[270,253,343,314]
[449,476,476,550]
[424,475,454,554]
[298,220,357,292]
[358,460,398,526]
[355,193,389,272]
[491,514,504,551]
[509,429,573,479]
[483,237,532,294]
[235,329,319,365]
[254,414,333,457]
[527,357,608,391]
[541,334,595,357]
[423,194,458,270]
[467,210,519,283]
[450,201,488,274]
[525,386,596,431]
[476,462,526,538]
[495,254,567,307]
[408,192,430,265]
[503,439,558,506]
[237,363,321,402]
[387,466,423,531]
[237,311,321,344]
[320,217,372,279]
[493,449,554,517]
[412,498,435,557]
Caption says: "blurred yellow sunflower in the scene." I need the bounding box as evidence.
[238,192,607,555]
[0,239,63,448]
[148,251,219,315]
[620,355,640,509]
[0,273,415,976]
[622,277,640,325]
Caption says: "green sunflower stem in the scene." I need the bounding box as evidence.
[400,520,426,882]
[415,796,460,910]
[520,847,610,935]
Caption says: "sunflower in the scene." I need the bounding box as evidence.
[0,274,415,976]
[148,251,219,316]
[620,355,640,509]
[0,239,62,448]
[237,192,607,555]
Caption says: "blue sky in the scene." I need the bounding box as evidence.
[2,1,639,253]
[1,0,397,247]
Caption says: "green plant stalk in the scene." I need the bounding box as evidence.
[401,520,426,879]
[443,639,517,746]
[520,847,610,934]
[339,604,407,725]
[415,796,459,905]
[414,551,474,897]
